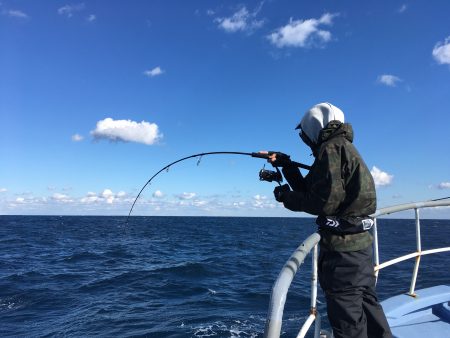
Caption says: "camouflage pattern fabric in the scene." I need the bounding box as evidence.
[281,122,376,252]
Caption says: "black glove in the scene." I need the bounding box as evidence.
[270,152,293,168]
[273,184,290,202]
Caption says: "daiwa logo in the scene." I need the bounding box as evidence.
[325,218,340,228]
[362,219,374,230]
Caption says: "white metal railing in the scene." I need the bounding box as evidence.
[264,233,321,338]
[372,198,450,296]
[263,198,450,338]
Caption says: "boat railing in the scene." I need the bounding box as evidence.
[263,198,450,338]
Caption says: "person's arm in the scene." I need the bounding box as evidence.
[281,166,306,192]
[281,145,345,216]
[267,152,307,192]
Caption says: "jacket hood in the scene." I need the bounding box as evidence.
[318,121,354,144]
[297,102,345,144]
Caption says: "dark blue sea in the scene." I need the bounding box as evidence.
[1,216,449,337]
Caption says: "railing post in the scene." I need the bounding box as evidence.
[311,244,318,310]
[264,233,321,338]
[373,218,380,281]
[311,244,320,338]
[314,311,321,338]
[297,244,320,338]
[409,208,422,296]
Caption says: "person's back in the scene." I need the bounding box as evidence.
[311,121,376,219]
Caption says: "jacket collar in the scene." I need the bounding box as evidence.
[318,121,353,145]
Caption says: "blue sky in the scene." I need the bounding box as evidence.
[1,1,449,217]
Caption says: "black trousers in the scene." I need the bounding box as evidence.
[318,244,393,338]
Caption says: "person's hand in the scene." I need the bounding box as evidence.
[268,152,292,168]
[273,184,290,202]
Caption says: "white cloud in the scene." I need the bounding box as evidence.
[0,188,295,216]
[377,74,402,87]
[86,14,96,22]
[398,4,407,13]
[432,37,450,65]
[101,189,113,197]
[0,188,7,193]
[371,166,394,187]
[91,117,162,145]
[144,67,164,77]
[52,193,73,203]
[72,133,84,142]
[193,200,208,207]
[437,182,450,189]
[80,192,101,204]
[101,189,114,204]
[268,13,338,48]
[4,9,28,18]
[7,195,49,208]
[215,5,264,33]
[80,189,128,204]
[253,194,267,201]
[252,194,277,209]
[177,192,196,200]
[58,3,85,17]
[153,190,164,198]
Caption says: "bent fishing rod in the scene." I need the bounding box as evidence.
[126,151,311,223]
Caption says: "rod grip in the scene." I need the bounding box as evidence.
[251,152,270,159]
[252,152,311,170]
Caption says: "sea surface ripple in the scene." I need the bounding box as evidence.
[0,216,448,337]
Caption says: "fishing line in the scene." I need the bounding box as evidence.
[126,151,311,223]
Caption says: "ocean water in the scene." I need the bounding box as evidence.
[0,216,449,337]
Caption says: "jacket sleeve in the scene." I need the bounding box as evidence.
[281,145,345,216]
[281,165,307,192]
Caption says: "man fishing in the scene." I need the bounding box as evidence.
[268,102,392,338]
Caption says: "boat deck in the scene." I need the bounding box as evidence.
[381,285,450,338]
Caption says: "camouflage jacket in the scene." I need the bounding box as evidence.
[281,122,376,251]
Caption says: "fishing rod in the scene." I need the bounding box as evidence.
[126,151,311,223]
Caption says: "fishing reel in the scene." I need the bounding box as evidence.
[259,165,283,184]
